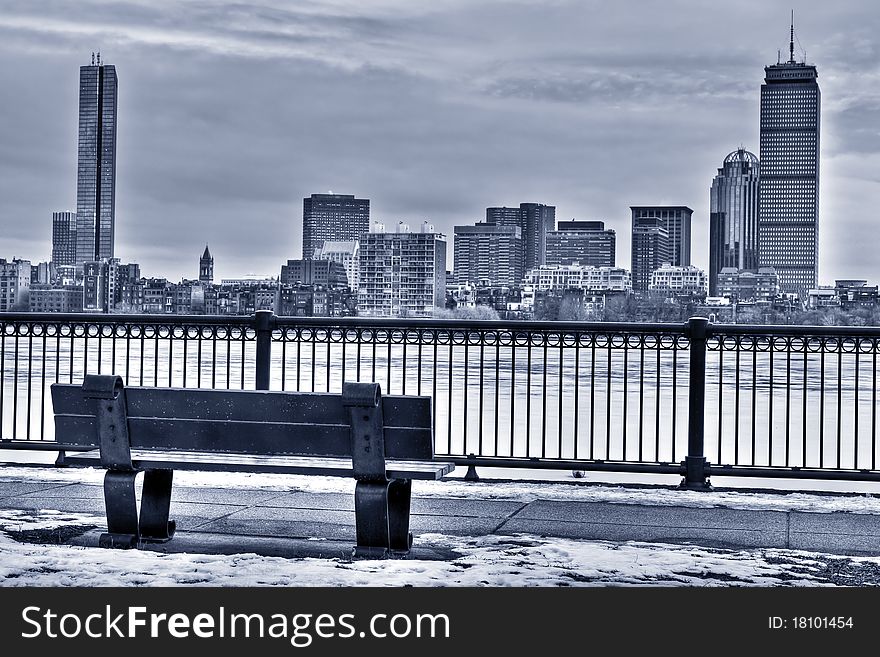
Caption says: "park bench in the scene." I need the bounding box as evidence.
[50,374,454,558]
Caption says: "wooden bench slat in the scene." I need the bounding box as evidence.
[51,385,431,429]
[53,415,434,460]
[62,449,454,481]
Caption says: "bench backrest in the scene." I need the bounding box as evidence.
[51,383,435,460]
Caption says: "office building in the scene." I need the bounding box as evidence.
[280,259,348,289]
[52,211,77,267]
[630,206,692,267]
[75,54,118,265]
[453,223,523,286]
[709,148,761,295]
[758,22,821,297]
[359,222,447,317]
[630,216,670,293]
[486,203,556,272]
[301,193,369,259]
[545,220,616,268]
[313,241,360,291]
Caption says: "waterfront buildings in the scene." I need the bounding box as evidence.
[545,220,616,268]
[758,25,821,297]
[358,222,447,317]
[453,223,523,286]
[709,149,761,295]
[75,54,118,266]
[0,258,31,311]
[522,264,631,293]
[301,193,370,259]
[649,264,707,297]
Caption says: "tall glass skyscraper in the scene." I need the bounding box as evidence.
[758,26,820,298]
[75,55,118,265]
[709,149,760,296]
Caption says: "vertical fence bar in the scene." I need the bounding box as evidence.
[682,316,710,489]
[254,310,274,391]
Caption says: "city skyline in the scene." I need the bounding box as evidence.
[0,1,877,284]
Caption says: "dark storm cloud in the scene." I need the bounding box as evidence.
[0,0,878,282]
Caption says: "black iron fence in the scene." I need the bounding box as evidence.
[2,311,880,487]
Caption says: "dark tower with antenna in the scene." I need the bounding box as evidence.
[757,15,820,298]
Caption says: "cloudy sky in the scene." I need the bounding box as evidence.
[0,0,878,283]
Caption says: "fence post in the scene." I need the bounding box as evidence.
[682,316,711,489]
[254,310,275,391]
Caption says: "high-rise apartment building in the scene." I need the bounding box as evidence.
[630,206,692,267]
[630,216,670,293]
[75,54,118,266]
[709,149,761,295]
[758,24,820,297]
[358,222,446,317]
[52,211,77,267]
[301,193,370,259]
[486,202,556,272]
[453,223,523,286]
[545,220,616,268]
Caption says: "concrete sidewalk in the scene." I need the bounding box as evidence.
[2,466,880,559]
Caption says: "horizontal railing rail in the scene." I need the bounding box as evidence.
[2,311,880,487]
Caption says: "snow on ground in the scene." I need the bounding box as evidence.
[2,467,880,587]
[0,508,862,587]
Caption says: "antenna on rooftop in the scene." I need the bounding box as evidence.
[97,51,101,66]
[91,52,95,65]
[789,10,795,63]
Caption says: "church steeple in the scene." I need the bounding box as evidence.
[199,244,214,285]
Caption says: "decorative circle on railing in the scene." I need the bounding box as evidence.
[29,324,44,337]
[374,329,388,344]
[805,337,823,353]
[170,326,185,339]
[642,335,658,350]
[199,327,214,340]
[72,324,86,338]
[659,334,676,350]
[789,337,806,353]
[184,326,198,340]
[858,338,876,354]
[390,329,405,344]
[610,335,626,349]
[841,337,858,354]
[45,324,59,337]
[513,332,531,347]
[594,334,609,349]
[627,335,642,349]
[451,330,467,346]
[329,328,344,343]
[495,330,512,347]
[561,332,578,348]
[86,324,100,338]
[823,337,840,353]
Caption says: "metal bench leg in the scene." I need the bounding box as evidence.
[353,480,390,559]
[387,479,413,556]
[101,470,140,549]
[139,469,176,543]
